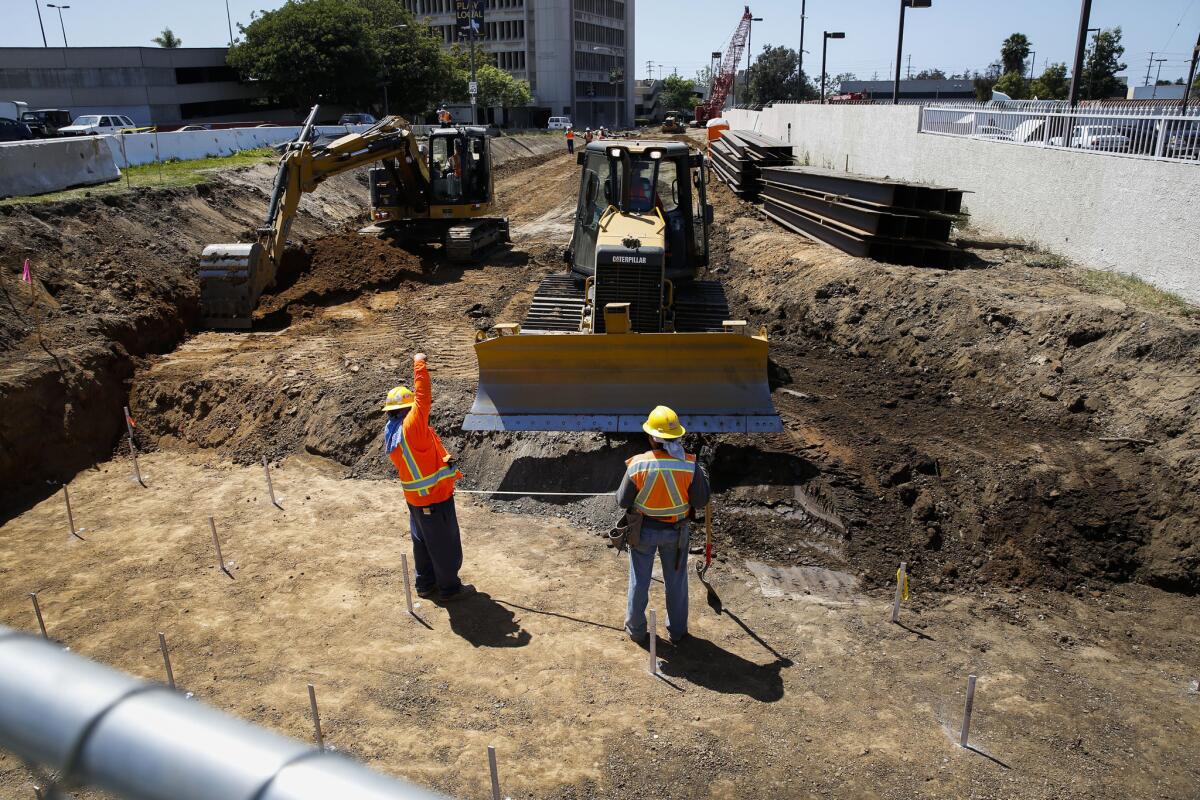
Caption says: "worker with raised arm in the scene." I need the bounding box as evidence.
[617,405,710,646]
[382,354,474,602]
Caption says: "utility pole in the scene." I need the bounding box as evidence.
[1067,0,1093,107]
[1150,57,1167,97]
[225,0,234,46]
[33,0,47,46]
[798,0,806,97]
[469,1,479,124]
[645,60,655,81]
[1028,51,1037,79]
[1182,32,1199,113]
[1143,51,1157,86]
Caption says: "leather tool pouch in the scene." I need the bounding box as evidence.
[607,511,644,552]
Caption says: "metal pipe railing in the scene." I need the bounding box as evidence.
[0,625,446,800]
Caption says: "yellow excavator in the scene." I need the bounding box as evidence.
[199,105,508,328]
[466,139,780,433]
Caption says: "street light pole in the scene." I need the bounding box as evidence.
[1067,0,1094,107]
[798,0,806,96]
[1182,32,1200,114]
[225,0,234,46]
[821,31,845,104]
[47,3,69,48]
[33,0,47,46]
[1028,51,1037,80]
[892,0,931,104]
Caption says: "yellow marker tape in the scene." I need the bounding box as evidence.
[897,567,909,602]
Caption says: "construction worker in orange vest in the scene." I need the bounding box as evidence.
[565,126,575,154]
[437,106,452,127]
[383,353,475,601]
[616,405,710,646]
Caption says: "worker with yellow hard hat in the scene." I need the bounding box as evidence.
[383,353,474,602]
[615,405,710,647]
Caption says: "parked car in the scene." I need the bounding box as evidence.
[1165,125,1200,159]
[1048,125,1130,151]
[338,113,376,125]
[19,109,71,138]
[177,124,214,132]
[57,114,138,136]
[972,125,1013,141]
[0,100,30,123]
[0,117,35,142]
[546,116,573,130]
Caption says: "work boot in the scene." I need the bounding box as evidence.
[416,586,437,599]
[440,584,476,602]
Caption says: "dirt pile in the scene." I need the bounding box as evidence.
[707,184,1200,592]
[0,165,374,516]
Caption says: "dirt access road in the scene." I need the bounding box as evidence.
[1,140,1198,797]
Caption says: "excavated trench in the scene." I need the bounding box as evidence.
[3,143,1198,597]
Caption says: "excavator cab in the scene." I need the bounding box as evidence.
[466,140,780,433]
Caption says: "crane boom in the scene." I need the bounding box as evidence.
[696,6,753,125]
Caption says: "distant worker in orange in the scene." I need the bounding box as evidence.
[584,127,594,144]
[565,126,575,154]
[437,106,452,127]
[616,405,710,645]
[383,353,474,601]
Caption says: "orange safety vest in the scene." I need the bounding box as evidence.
[566,129,574,140]
[625,450,696,523]
[388,427,461,507]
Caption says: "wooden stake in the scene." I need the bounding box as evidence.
[648,609,657,676]
[487,745,501,800]
[62,485,83,540]
[892,561,907,623]
[959,674,977,747]
[158,632,175,690]
[262,456,282,509]
[125,406,144,487]
[308,683,324,750]
[29,593,47,639]
[209,517,228,575]
[401,553,416,617]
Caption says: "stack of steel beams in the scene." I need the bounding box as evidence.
[760,166,968,267]
[709,130,795,197]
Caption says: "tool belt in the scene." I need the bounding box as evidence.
[607,510,643,553]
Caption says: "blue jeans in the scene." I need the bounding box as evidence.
[625,522,689,641]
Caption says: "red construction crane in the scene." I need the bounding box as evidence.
[695,6,754,125]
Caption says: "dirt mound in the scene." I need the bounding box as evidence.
[0,166,375,516]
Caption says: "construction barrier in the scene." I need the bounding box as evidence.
[0,136,120,198]
[103,124,375,169]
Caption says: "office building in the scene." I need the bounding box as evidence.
[403,0,634,127]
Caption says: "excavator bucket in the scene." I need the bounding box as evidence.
[198,243,269,329]
[465,331,782,433]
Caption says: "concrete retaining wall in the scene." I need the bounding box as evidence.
[0,137,120,198]
[728,105,1200,302]
[104,124,373,168]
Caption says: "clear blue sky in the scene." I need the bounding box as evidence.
[5,0,1198,85]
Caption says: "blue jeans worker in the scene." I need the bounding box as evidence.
[617,405,710,645]
[383,353,475,601]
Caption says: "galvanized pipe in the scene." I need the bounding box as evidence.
[0,626,446,800]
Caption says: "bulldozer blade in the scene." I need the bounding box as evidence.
[198,243,268,330]
[465,331,782,433]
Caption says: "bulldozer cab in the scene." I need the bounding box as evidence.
[428,127,492,206]
[571,141,710,285]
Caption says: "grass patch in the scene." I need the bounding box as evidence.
[1073,269,1198,317]
[1,148,278,206]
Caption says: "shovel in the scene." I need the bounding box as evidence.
[695,501,714,580]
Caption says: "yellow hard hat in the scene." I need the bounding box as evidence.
[382,385,415,411]
[643,405,685,439]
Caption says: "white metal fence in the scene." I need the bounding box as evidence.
[919,102,1200,163]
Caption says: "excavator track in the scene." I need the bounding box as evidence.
[444,218,510,263]
[523,274,586,332]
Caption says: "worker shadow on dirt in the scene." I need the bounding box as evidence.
[443,590,532,648]
[655,636,788,702]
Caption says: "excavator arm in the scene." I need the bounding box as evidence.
[198,105,429,329]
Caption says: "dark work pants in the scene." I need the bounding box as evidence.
[567,139,574,153]
[408,496,464,598]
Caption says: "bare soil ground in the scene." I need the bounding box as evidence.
[1,452,1198,800]
[1,137,1199,798]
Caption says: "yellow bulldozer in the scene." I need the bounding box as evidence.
[466,139,780,433]
[199,106,508,328]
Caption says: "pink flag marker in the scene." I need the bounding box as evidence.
[22,258,32,283]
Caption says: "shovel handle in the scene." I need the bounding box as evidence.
[704,501,713,568]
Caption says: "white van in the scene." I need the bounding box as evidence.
[547,116,572,130]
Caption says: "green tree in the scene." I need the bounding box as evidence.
[152,28,182,48]
[993,71,1029,99]
[659,74,697,112]
[1082,27,1127,99]
[1000,33,1031,75]
[913,68,947,80]
[1029,62,1069,99]
[361,0,461,116]
[741,44,814,105]
[444,47,531,114]
[973,62,1002,101]
[693,66,713,92]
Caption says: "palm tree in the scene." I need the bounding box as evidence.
[153,28,182,48]
[1000,33,1030,76]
